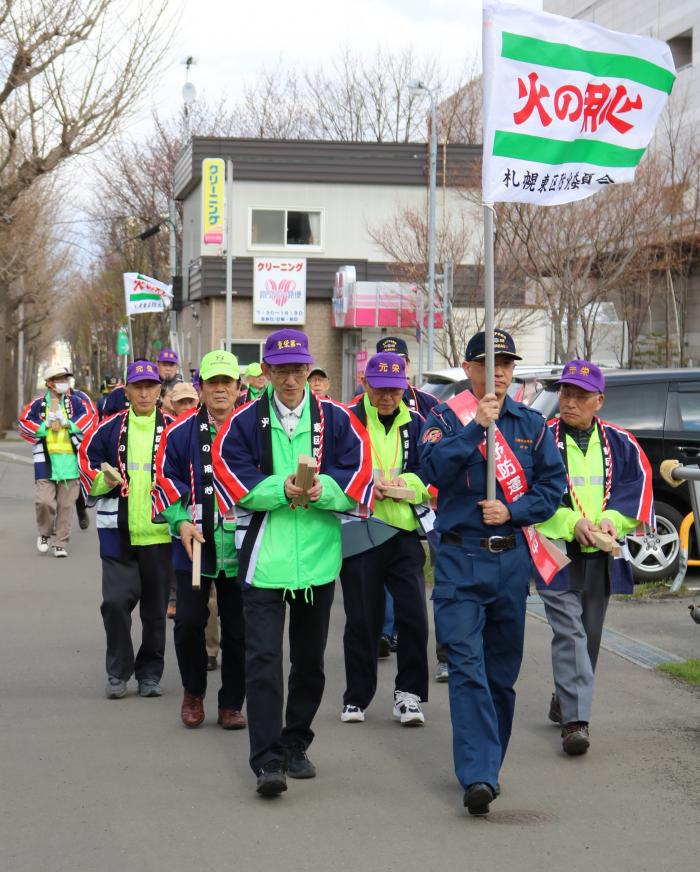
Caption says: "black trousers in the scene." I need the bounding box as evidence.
[243,581,335,773]
[101,543,172,681]
[340,530,429,709]
[173,571,245,710]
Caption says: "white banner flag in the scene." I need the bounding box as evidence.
[482,1,676,205]
[123,273,173,315]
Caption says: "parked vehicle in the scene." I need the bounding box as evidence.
[530,369,700,583]
[421,365,563,404]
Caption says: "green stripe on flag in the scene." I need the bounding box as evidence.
[130,293,161,301]
[493,130,646,167]
[501,32,675,94]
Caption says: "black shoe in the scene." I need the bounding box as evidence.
[548,693,562,724]
[207,655,218,671]
[284,744,316,779]
[463,782,494,816]
[388,634,398,652]
[378,635,391,659]
[256,760,287,797]
[77,512,90,530]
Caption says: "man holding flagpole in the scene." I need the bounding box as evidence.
[419,330,566,816]
[429,0,676,817]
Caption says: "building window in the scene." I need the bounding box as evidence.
[221,340,265,368]
[250,208,322,249]
[668,30,692,71]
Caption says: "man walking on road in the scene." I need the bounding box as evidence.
[340,352,430,727]
[154,350,246,731]
[535,360,654,756]
[79,361,172,700]
[18,364,95,558]
[419,330,566,816]
[212,329,373,798]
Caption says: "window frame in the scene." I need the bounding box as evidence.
[248,206,324,252]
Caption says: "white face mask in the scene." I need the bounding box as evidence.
[54,382,69,394]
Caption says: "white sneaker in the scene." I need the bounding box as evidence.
[52,546,68,558]
[393,691,425,726]
[37,535,50,554]
[435,662,449,683]
[340,704,365,723]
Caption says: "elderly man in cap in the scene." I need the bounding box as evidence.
[535,360,653,756]
[97,376,122,420]
[212,328,373,798]
[375,336,438,419]
[154,350,246,730]
[419,329,566,815]
[169,382,200,417]
[340,352,431,727]
[238,362,266,405]
[307,366,331,399]
[19,364,95,557]
[79,360,173,700]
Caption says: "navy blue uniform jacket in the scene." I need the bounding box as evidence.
[419,394,566,541]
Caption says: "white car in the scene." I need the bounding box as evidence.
[420,365,563,406]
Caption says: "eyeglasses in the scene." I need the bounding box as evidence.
[559,387,601,402]
[269,366,308,378]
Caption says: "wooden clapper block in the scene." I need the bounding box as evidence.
[191,538,202,589]
[589,529,621,557]
[50,396,61,431]
[382,484,416,501]
[100,461,123,485]
[292,454,317,507]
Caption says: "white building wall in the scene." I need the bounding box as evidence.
[230,180,478,262]
[544,1,700,130]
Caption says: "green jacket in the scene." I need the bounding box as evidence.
[160,423,238,578]
[91,409,170,546]
[536,427,637,551]
[238,391,354,591]
[363,395,430,532]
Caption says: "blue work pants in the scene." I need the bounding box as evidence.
[432,540,529,790]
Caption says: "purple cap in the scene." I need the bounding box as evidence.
[262,329,314,365]
[126,361,161,384]
[157,347,178,364]
[364,352,408,389]
[556,359,605,393]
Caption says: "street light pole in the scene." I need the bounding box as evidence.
[408,80,438,373]
[426,89,437,373]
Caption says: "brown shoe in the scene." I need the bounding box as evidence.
[217,708,247,730]
[167,601,176,619]
[561,721,590,756]
[548,693,562,724]
[181,690,205,728]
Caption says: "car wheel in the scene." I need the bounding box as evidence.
[625,501,682,583]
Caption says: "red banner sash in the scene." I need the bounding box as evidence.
[446,391,569,584]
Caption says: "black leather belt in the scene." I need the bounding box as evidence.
[441,532,518,553]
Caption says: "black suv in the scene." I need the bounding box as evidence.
[530,369,700,582]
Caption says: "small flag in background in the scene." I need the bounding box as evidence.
[123,273,173,315]
[482,1,676,206]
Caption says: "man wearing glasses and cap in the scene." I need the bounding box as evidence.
[18,364,95,557]
[419,329,566,816]
[375,336,438,420]
[154,351,246,731]
[340,352,431,728]
[212,329,373,798]
[79,361,173,701]
[535,360,653,757]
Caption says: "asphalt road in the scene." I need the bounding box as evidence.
[1,446,699,872]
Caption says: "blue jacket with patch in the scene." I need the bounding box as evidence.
[419,394,566,541]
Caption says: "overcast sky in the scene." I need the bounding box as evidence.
[142,0,543,127]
